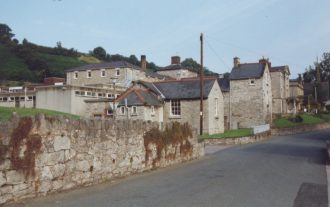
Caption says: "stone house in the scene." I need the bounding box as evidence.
[288,78,304,113]
[116,77,224,134]
[270,65,290,115]
[229,57,272,129]
[156,56,198,80]
[66,61,146,88]
[217,76,230,129]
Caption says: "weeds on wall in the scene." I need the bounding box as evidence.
[143,122,193,168]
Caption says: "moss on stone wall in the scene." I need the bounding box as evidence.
[10,117,42,177]
[143,122,193,168]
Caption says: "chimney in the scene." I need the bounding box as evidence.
[259,57,271,68]
[233,57,240,67]
[171,56,181,65]
[141,55,147,71]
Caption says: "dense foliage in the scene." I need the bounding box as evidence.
[303,53,330,82]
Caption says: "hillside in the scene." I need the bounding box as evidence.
[0,23,217,83]
[0,44,34,81]
[0,42,100,82]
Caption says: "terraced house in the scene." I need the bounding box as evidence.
[229,57,272,129]
[270,65,290,115]
[115,77,224,134]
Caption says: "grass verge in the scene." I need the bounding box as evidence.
[200,128,253,139]
[273,114,326,128]
[0,106,79,122]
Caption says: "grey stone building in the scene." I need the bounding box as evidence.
[218,76,230,129]
[270,65,290,115]
[116,77,224,134]
[156,56,198,80]
[289,78,304,113]
[229,57,272,129]
[66,61,146,88]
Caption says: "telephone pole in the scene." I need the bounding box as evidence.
[199,33,204,135]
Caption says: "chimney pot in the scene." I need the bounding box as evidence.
[171,56,181,65]
[233,57,240,67]
[141,55,147,71]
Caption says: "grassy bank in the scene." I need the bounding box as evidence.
[273,114,330,128]
[200,128,253,139]
[0,106,79,122]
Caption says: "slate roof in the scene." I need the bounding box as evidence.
[270,66,290,74]
[157,64,194,72]
[152,78,216,100]
[66,61,140,72]
[116,89,162,106]
[217,77,230,92]
[230,63,265,80]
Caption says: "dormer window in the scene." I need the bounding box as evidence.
[87,70,92,78]
[249,79,256,85]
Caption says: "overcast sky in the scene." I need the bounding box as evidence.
[1,0,330,78]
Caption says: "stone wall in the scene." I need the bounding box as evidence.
[157,69,197,80]
[0,115,204,205]
[203,131,271,145]
[66,67,145,86]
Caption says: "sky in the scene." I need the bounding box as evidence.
[1,0,330,78]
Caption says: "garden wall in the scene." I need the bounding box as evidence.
[0,115,204,205]
[203,131,271,145]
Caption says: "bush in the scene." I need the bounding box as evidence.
[288,115,303,123]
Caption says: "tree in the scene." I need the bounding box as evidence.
[0,23,14,43]
[181,58,215,75]
[303,53,330,82]
[92,46,107,60]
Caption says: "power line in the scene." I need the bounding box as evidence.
[205,34,307,70]
[205,38,231,72]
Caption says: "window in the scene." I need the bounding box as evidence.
[120,106,125,115]
[20,97,25,101]
[0,97,2,102]
[151,106,155,115]
[215,98,218,117]
[74,71,78,79]
[75,91,80,95]
[3,97,7,102]
[101,69,106,77]
[28,96,33,100]
[107,108,113,116]
[170,100,181,116]
[115,69,120,76]
[132,106,137,115]
[249,79,256,85]
[86,91,92,96]
[91,92,96,97]
[87,70,92,78]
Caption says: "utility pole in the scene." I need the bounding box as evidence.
[199,33,204,135]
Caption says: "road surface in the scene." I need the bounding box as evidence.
[8,129,329,207]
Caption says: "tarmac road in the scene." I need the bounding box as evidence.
[8,129,329,207]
